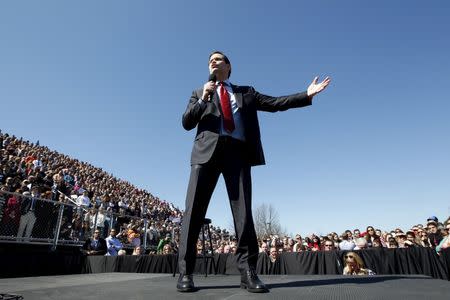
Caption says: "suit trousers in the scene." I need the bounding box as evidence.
[178,136,259,275]
[17,211,36,238]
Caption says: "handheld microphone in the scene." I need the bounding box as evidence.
[207,74,216,101]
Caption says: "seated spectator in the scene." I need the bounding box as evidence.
[118,249,127,256]
[105,229,123,256]
[343,252,375,275]
[82,229,107,255]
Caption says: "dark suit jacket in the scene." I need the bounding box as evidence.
[182,85,312,166]
[82,238,107,255]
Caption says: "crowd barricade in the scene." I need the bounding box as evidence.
[0,190,153,251]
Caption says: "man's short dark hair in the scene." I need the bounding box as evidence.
[208,50,231,78]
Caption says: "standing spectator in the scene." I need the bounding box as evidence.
[427,221,443,249]
[1,190,21,236]
[146,221,160,249]
[372,238,383,248]
[259,242,269,254]
[132,245,144,255]
[354,237,368,250]
[76,190,90,213]
[323,239,335,251]
[157,233,173,254]
[95,207,106,237]
[339,232,355,251]
[404,231,419,248]
[310,235,321,252]
[418,230,430,247]
[163,243,173,255]
[365,226,380,247]
[105,228,123,256]
[79,221,91,241]
[436,222,450,253]
[82,229,107,255]
[293,234,303,252]
[387,237,398,248]
[58,216,72,240]
[17,191,37,239]
[71,213,83,241]
[269,247,278,263]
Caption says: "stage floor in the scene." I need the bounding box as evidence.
[1,273,449,300]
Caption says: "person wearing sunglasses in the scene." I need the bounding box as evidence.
[343,252,375,275]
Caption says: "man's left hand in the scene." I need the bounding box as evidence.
[307,76,331,98]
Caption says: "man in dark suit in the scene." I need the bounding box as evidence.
[177,51,330,292]
[81,229,107,255]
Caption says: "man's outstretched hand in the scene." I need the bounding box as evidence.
[307,76,331,98]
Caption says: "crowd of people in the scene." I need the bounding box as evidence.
[1,131,449,261]
[0,131,183,253]
[256,216,450,265]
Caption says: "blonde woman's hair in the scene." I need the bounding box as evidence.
[343,251,368,275]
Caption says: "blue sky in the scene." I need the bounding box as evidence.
[1,1,449,237]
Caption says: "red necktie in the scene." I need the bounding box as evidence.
[219,82,235,133]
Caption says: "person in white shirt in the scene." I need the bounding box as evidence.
[76,190,90,208]
[339,232,356,251]
[105,229,123,256]
[95,207,106,237]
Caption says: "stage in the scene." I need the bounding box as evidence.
[1,273,449,300]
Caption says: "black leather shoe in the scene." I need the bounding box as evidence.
[176,274,196,292]
[240,268,269,293]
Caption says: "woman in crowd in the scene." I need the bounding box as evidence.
[310,235,321,252]
[343,252,375,275]
[419,231,431,248]
[365,226,380,247]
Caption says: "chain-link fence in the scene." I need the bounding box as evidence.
[0,190,155,251]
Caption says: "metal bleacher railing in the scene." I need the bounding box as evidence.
[0,190,156,251]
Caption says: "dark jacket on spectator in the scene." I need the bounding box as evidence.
[82,237,107,255]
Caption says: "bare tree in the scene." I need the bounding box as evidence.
[254,203,285,240]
